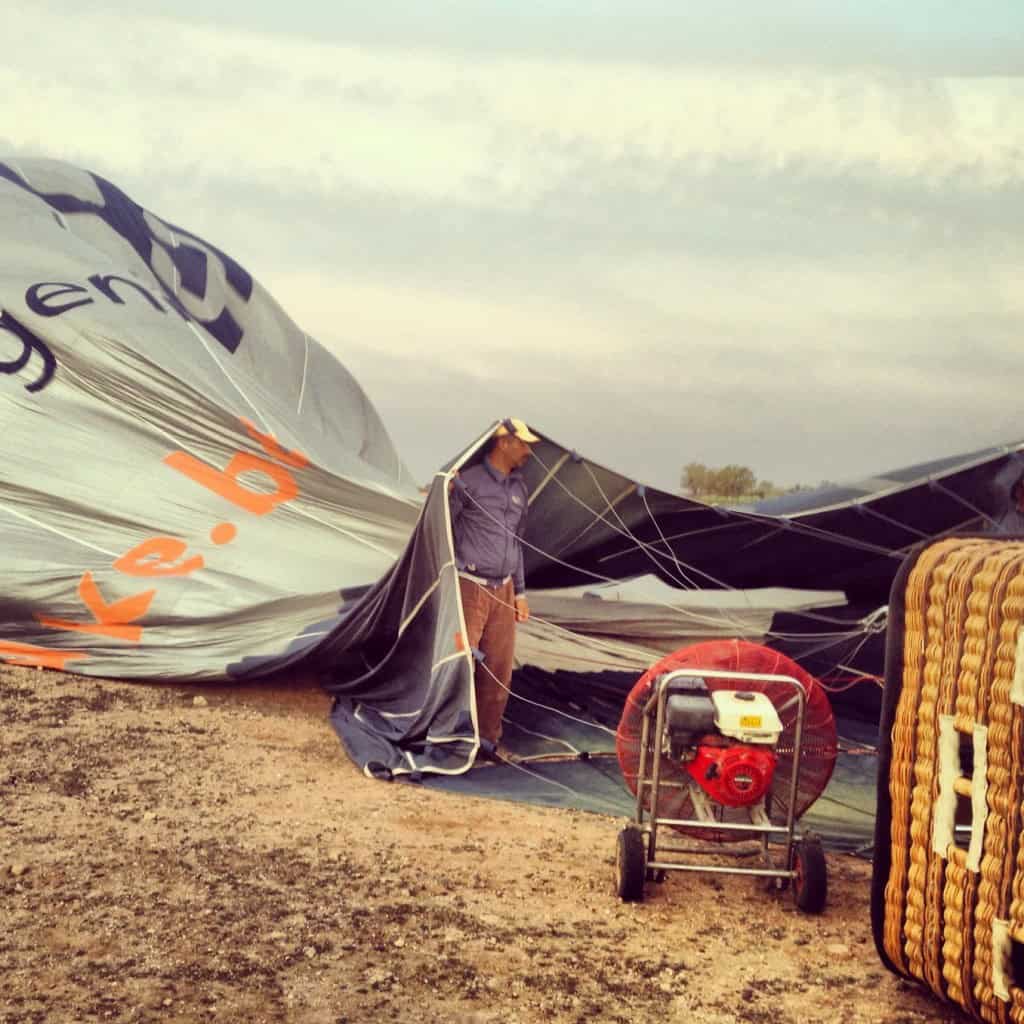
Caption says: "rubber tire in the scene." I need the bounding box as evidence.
[616,826,647,902]
[793,836,827,914]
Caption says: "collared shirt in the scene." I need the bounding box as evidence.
[449,457,529,594]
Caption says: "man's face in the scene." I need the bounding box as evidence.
[505,435,533,468]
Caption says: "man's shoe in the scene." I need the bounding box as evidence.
[477,740,520,764]
[494,742,521,764]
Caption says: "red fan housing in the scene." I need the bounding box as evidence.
[615,639,837,841]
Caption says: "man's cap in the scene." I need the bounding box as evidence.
[495,417,540,443]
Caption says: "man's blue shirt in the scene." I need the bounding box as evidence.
[449,457,529,594]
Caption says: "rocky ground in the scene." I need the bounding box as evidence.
[1,662,965,1024]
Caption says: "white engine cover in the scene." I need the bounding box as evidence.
[711,691,783,745]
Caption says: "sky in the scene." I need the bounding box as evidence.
[3,1,1024,491]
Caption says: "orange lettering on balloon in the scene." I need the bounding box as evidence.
[36,572,155,642]
[163,451,297,515]
[0,639,88,670]
[241,418,310,468]
[113,536,204,577]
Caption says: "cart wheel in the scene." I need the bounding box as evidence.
[616,826,646,902]
[793,836,827,914]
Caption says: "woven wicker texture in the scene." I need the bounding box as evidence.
[880,539,1024,1022]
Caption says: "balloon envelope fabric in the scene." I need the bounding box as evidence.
[0,157,421,681]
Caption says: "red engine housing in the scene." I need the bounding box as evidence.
[686,741,777,808]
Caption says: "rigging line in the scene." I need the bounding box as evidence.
[499,754,586,793]
[582,460,704,585]
[640,491,881,631]
[183,320,273,437]
[519,642,652,672]
[554,481,638,559]
[70,342,419,549]
[626,497,911,562]
[635,485,810,637]
[779,514,909,560]
[837,733,878,751]
[529,590,862,686]
[296,332,311,417]
[800,624,878,677]
[820,675,883,695]
[813,793,876,817]
[584,464,737,597]
[520,609,665,665]
[732,525,788,555]
[459,486,735,628]
[459,486,877,647]
[464,579,666,666]
[577,473,888,634]
[478,655,618,739]
[595,520,756,570]
[829,627,880,676]
[885,515,989,561]
[856,502,933,540]
[526,448,695,576]
[762,626,878,643]
[833,662,884,685]
[527,451,572,507]
[0,501,120,557]
[637,487,869,633]
[769,627,874,665]
[504,719,582,755]
[928,475,1002,530]
[697,484,900,556]
[525,447,736,590]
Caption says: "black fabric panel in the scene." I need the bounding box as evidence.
[317,480,476,775]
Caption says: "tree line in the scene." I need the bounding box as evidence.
[681,462,833,503]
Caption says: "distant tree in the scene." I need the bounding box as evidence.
[712,464,756,499]
[682,462,795,502]
[682,462,711,496]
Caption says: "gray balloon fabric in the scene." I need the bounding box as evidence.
[0,157,420,681]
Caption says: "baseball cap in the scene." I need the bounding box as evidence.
[495,417,540,443]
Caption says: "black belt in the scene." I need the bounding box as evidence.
[458,570,512,589]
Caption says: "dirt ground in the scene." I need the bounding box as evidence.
[1,662,965,1024]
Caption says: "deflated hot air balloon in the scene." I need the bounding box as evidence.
[0,158,421,681]
[5,156,1024,794]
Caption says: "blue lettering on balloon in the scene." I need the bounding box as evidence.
[0,162,254,357]
[87,273,166,312]
[25,282,93,317]
[0,312,57,392]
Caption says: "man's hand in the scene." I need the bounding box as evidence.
[514,595,530,623]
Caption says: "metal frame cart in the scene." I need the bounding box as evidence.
[615,667,828,913]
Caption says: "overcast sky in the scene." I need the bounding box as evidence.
[4,1,1024,490]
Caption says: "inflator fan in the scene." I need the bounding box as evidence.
[613,639,837,912]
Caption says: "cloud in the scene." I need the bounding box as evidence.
[32,0,1024,74]
[3,2,1024,489]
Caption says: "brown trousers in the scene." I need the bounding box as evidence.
[459,577,515,744]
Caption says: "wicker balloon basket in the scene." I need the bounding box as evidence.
[872,536,1024,1023]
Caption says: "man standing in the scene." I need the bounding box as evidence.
[449,418,539,761]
